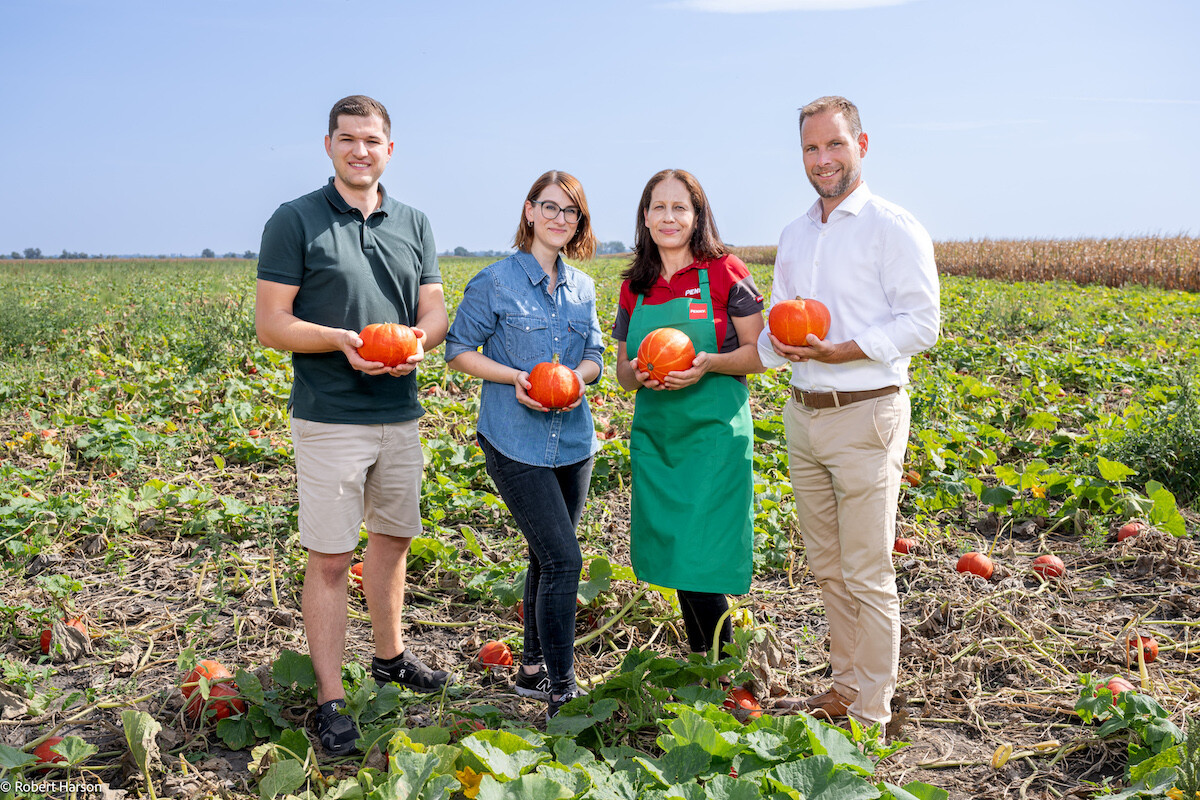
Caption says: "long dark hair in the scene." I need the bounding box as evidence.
[622,169,726,295]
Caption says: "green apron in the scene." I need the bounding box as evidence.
[627,267,754,594]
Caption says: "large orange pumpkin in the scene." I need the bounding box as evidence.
[768,297,831,346]
[636,328,695,384]
[956,552,994,580]
[527,356,581,409]
[182,659,245,720]
[358,323,418,367]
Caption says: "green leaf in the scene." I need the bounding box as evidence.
[663,781,707,800]
[552,737,595,768]
[1146,481,1187,537]
[807,722,874,774]
[979,484,1019,510]
[122,709,161,775]
[51,735,97,766]
[476,772,575,800]
[546,697,618,737]
[0,743,36,769]
[1097,456,1136,482]
[461,730,551,779]
[707,772,767,800]
[257,759,307,799]
[273,648,316,690]
[884,781,950,800]
[664,709,743,761]
[768,755,880,799]
[578,556,613,605]
[634,743,712,787]
[216,715,257,750]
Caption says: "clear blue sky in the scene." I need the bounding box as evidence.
[2,0,1197,257]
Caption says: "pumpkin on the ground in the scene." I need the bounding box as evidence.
[956,552,994,580]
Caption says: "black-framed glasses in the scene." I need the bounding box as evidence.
[531,200,582,224]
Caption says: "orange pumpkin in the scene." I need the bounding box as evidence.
[358,323,418,367]
[893,537,917,554]
[1106,675,1136,704]
[182,659,244,720]
[39,617,86,655]
[527,356,581,409]
[1117,521,1145,541]
[33,736,66,765]
[1031,554,1066,579]
[1127,634,1158,664]
[768,296,831,346]
[723,686,762,719]
[478,640,513,667]
[636,328,695,384]
[349,562,365,591]
[956,552,994,580]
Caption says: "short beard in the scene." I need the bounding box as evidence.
[808,165,859,199]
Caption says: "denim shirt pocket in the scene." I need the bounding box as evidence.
[503,314,551,365]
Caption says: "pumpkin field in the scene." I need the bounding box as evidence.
[2,244,1199,800]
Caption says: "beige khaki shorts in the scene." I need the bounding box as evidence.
[290,416,424,554]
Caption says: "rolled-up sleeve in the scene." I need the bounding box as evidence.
[581,282,605,383]
[853,213,940,366]
[443,268,497,363]
[756,247,794,370]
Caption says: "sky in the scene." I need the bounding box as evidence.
[2,0,1197,257]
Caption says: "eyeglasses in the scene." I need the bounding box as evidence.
[531,200,582,224]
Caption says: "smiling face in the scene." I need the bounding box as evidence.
[643,178,697,257]
[801,110,868,210]
[324,113,393,196]
[524,182,580,256]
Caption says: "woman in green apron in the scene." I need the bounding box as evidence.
[612,169,765,656]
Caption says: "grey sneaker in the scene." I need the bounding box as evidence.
[315,699,359,755]
[546,687,587,721]
[514,664,552,701]
[371,650,451,693]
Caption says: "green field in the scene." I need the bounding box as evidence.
[2,256,1198,800]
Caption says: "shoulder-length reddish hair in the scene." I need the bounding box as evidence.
[622,169,726,295]
[512,170,598,261]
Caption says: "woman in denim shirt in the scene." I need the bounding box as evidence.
[445,171,603,719]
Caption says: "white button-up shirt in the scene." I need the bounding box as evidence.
[756,183,940,391]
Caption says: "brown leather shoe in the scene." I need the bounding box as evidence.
[774,687,851,720]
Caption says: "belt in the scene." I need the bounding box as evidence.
[791,385,899,409]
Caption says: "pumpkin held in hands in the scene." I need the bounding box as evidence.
[636,328,696,384]
[527,356,582,409]
[768,297,831,346]
[358,323,418,367]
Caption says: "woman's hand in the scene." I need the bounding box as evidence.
[512,370,550,412]
[560,370,587,410]
[660,351,710,390]
[628,356,666,391]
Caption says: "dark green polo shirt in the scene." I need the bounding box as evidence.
[257,179,441,424]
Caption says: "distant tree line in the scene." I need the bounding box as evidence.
[442,241,627,259]
[2,249,258,260]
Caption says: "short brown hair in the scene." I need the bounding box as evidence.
[623,169,726,295]
[328,95,391,139]
[798,96,862,139]
[513,171,598,262]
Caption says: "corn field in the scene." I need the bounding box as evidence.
[731,236,1200,291]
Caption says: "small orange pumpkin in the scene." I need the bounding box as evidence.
[1117,521,1145,542]
[768,296,831,346]
[723,686,762,718]
[1031,554,1066,579]
[39,617,86,655]
[182,659,245,720]
[478,640,513,667]
[33,736,66,765]
[1106,675,1136,704]
[358,323,418,367]
[956,552,994,580]
[636,328,696,384]
[1127,634,1158,664]
[893,537,917,554]
[527,356,581,409]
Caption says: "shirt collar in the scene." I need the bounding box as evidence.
[806,182,872,223]
[322,177,392,217]
[515,249,573,289]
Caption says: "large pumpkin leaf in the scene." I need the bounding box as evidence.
[768,755,880,800]
[476,772,575,800]
[461,730,551,779]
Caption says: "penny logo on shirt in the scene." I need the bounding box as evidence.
[689,303,708,319]
[684,288,701,297]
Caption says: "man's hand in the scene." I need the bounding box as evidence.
[343,327,427,376]
[768,332,862,364]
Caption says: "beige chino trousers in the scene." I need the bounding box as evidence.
[784,388,910,726]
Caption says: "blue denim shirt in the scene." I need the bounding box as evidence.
[445,250,604,467]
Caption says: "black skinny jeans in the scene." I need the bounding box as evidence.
[478,434,592,696]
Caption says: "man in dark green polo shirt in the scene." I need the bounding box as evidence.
[255,94,451,756]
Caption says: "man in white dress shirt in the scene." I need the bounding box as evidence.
[757,96,940,729]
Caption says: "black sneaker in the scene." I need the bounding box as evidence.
[546,687,586,721]
[315,699,359,756]
[514,664,552,701]
[371,649,452,693]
